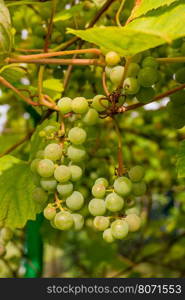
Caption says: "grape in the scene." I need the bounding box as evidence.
[30,158,40,173]
[92,95,109,112]
[105,192,124,212]
[127,63,140,77]
[138,67,158,87]
[83,108,99,125]
[105,51,120,66]
[125,214,141,232]
[123,77,140,95]
[92,183,106,198]
[110,66,124,85]
[111,220,129,239]
[136,87,155,103]
[44,143,62,161]
[66,191,84,211]
[54,165,71,183]
[142,56,158,69]
[68,165,83,181]
[32,187,48,204]
[72,97,89,114]
[37,159,55,177]
[54,212,74,230]
[170,91,185,106]
[44,125,57,135]
[93,216,110,231]
[43,206,56,220]
[125,207,140,216]
[132,53,142,63]
[105,66,112,77]
[113,177,132,197]
[57,182,73,197]
[36,150,44,159]
[0,244,6,256]
[40,177,57,191]
[68,127,87,145]
[175,68,185,83]
[0,228,13,242]
[67,145,86,162]
[95,177,109,187]
[128,165,145,182]
[132,181,147,196]
[103,228,115,243]
[88,199,106,216]
[72,214,84,231]
[58,97,72,114]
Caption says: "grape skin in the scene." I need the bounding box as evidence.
[92,183,106,198]
[43,207,56,220]
[54,212,74,230]
[111,220,129,239]
[44,143,63,161]
[136,87,155,103]
[0,228,13,242]
[128,165,145,182]
[105,192,124,212]
[58,97,72,114]
[69,165,83,181]
[72,97,89,114]
[57,182,73,197]
[67,145,86,162]
[30,158,41,173]
[175,67,185,83]
[83,108,99,125]
[68,127,87,145]
[66,191,84,211]
[103,228,115,243]
[138,67,158,87]
[110,66,124,85]
[88,199,106,216]
[132,181,147,196]
[37,159,55,177]
[95,177,109,187]
[114,177,132,197]
[142,56,158,69]
[125,207,140,216]
[123,77,140,95]
[105,51,120,66]
[54,165,71,183]
[127,63,140,77]
[40,177,57,192]
[72,214,84,231]
[93,216,110,231]
[125,214,141,232]
[92,95,109,112]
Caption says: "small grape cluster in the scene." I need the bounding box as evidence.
[88,166,146,243]
[0,227,13,257]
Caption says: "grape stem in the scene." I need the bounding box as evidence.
[156,57,185,63]
[112,117,124,177]
[5,58,105,66]
[118,57,132,89]
[102,70,110,96]
[54,193,63,211]
[44,0,57,52]
[116,0,126,27]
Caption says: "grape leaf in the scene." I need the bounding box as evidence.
[177,141,185,178]
[0,0,12,56]
[0,154,19,174]
[43,78,63,99]
[54,3,83,22]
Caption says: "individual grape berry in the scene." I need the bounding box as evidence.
[0,228,13,242]
[110,66,124,85]
[83,108,99,125]
[93,216,110,231]
[123,77,140,95]
[72,97,89,114]
[72,214,84,231]
[95,177,109,188]
[54,165,71,183]
[32,187,48,204]
[67,145,86,162]
[125,207,140,216]
[68,127,87,145]
[92,95,109,112]
[175,67,185,83]
[105,192,124,212]
[138,67,158,87]
[142,56,158,69]
[57,182,73,197]
[92,183,106,198]
[136,87,155,103]
[37,159,55,177]
[57,97,72,114]
[30,158,41,173]
[111,220,129,239]
[88,199,106,216]
[113,177,132,197]
[43,206,56,220]
[54,212,74,230]
[66,191,84,211]
[127,63,140,77]
[0,244,6,256]
[40,177,57,192]
[36,150,44,159]
[68,165,83,182]
[128,165,145,182]
[44,143,62,161]
[125,214,141,232]
[132,181,147,196]
[103,228,115,243]
[105,51,120,66]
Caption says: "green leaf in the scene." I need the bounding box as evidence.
[54,3,83,22]
[132,0,178,18]
[0,154,20,174]
[0,64,27,83]
[92,0,106,7]
[177,141,185,178]
[0,0,12,56]
[43,78,63,99]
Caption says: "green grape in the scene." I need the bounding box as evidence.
[136,87,155,103]
[113,177,132,197]
[72,97,89,114]
[105,66,112,77]
[83,108,99,125]
[110,66,124,85]
[57,182,73,197]
[54,165,71,183]
[72,214,84,231]
[43,206,56,220]
[142,56,158,69]
[44,125,57,135]
[0,228,13,242]
[92,95,109,112]
[132,53,142,63]
[127,63,140,77]
[105,192,124,212]
[105,51,120,66]
[68,127,87,145]
[125,207,140,216]
[88,199,106,216]
[50,219,58,229]
[123,77,140,95]
[103,228,115,243]
[36,150,44,159]
[125,213,141,232]
[95,177,109,187]
[40,177,57,192]
[32,187,48,205]
[30,158,40,173]
[92,183,106,198]
[175,68,185,83]
[68,165,83,181]
[138,67,158,87]
[111,220,129,239]
[128,165,145,182]
[54,212,74,230]
[66,191,84,211]
[44,143,62,161]
[170,90,185,105]
[67,145,86,162]
[37,159,55,177]
[132,181,147,196]
[0,244,6,257]
[93,216,110,231]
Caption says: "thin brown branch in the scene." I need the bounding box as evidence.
[44,0,57,52]
[156,57,185,63]
[6,58,105,66]
[113,117,124,176]
[102,70,110,96]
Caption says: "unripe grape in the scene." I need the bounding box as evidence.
[0,228,13,242]
[68,127,87,145]
[128,165,145,182]
[123,77,140,95]
[93,216,110,231]
[83,108,99,125]
[37,159,55,177]
[36,150,44,159]
[58,97,72,114]
[132,181,147,196]
[30,158,40,173]
[32,187,48,204]
[57,182,73,197]
[72,97,89,114]
[88,199,106,216]
[111,220,128,239]
[44,143,62,161]
[54,212,74,230]
[127,63,140,77]
[95,177,109,188]
[105,192,124,212]
[175,68,185,83]
[114,177,132,197]
[67,145,86,162]
[136,87,155,103]
[105,51,120,66]
[110,66,124,85]
[125,207,140,216]
[66,191,84,211]
[68,165,83,181]
[43,206,56,220]
[138,67,158,87]
[105,66,112,77]
[54,165,71,183]
[142,56,158,69]
[92,95,109,112]
[92,184,106,198]
[125,214,141,232]
[72,214,84,230]
[40,177,57,191]
[103,228,115,243]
